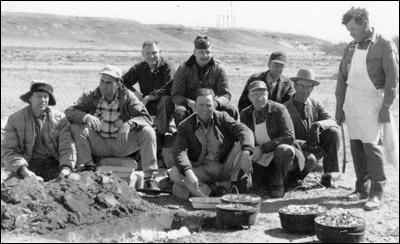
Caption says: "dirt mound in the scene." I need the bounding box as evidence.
[1,171,158,234]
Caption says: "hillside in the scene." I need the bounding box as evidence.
[1,11,330,54]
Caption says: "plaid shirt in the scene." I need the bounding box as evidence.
[94,93,121,138]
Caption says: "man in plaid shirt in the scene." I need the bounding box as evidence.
[66,65,160,191]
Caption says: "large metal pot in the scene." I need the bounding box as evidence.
[216,203,258,229]
[315,215,366,243]
[279,205,327,233]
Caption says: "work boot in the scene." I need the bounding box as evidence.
[363,196,382,211]
[346,191,369,201]
[232,170,252,193]
[143,179,161,191]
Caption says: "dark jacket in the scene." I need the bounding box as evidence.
[240,101,305,166]
[284,97,338,141]
[238,70,295,112]
[122,57,175,99]
[173,111,254,173]
[172,55,231,107]
[65,85,153,129]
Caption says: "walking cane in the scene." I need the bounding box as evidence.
[341,124,348,173]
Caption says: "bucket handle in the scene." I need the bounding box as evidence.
[229,185,242,210]
[284,178,326,200]
[339,230,365,236]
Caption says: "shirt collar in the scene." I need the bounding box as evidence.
[196,114,214,129]
[146,56,165,71]
[267,71,279,83]
[100,90,119,104]
[30,106,49,119]
[359,28,377,45]
[292,95,307,107]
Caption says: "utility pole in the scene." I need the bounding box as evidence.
[216,1,235,28]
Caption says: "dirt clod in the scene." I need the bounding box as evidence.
[1,171,158,234]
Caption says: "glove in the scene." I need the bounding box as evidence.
[306,124,320,148]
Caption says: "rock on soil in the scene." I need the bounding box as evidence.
[1,171,159,234]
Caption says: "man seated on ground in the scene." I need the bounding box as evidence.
[240,80,314,198]
[122,40,176,150]
[2,81,76,182]
[170,88,254,200]
[171,36,238,127]
[238,51,295,112]
[284,69,340,187]
[65,65,159,191]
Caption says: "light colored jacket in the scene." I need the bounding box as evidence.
[1,106,76,173]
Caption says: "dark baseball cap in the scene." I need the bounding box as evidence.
[248,80,268,92]
[269,51,286,64]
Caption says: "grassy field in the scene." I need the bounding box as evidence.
[1,46,399,243]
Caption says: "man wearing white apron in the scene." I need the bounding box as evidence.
[240,80,307,198]
[336,7,399,211]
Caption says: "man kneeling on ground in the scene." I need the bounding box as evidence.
[2,81,76,182]
[170,88,254,200]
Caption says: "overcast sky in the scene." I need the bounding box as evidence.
[2,1,399,43]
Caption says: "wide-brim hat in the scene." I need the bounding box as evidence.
[20,81,56,106]
[290,69,320,86]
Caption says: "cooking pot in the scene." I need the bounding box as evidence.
[221,193,261,213]
[315,215,366,243]
[216,186,259,228]
[216,203,258,229]
[279,205,327,233]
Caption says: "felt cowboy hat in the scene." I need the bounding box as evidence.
[20,81,56,106]
[290,68,320,86]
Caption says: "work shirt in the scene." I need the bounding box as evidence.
[195,116,222,163]
[94,92,120,138]
[292,98,309,128]
[122,58,175,99]
[31,109,53,160]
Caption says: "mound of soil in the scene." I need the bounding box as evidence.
[1,171,159,234]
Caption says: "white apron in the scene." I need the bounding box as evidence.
[344,43,383,144]
[252,111,274,167]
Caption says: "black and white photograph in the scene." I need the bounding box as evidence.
[1,1,399,243]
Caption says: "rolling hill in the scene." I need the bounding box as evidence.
[1,11,330,54]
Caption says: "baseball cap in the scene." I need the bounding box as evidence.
[99,65,122,79]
